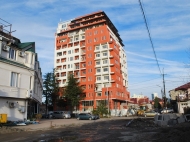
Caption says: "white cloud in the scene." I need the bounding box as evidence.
[1,0,190,99]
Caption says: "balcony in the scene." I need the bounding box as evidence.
[109,48,113,51]
[81,51,86,55]
[110,79,115,83]
[95,64,101,68]
[95,72,101,75]
[109,55,114,59]
[110,72,115,74]
[80,58,86,62]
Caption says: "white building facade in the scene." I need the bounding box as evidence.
[0,28,43,121]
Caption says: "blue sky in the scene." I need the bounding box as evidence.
[1,0,190,99]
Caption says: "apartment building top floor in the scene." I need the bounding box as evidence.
[56,11,123,46]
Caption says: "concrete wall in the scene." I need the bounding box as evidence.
[0,62,33,98]
[0,98,27,121]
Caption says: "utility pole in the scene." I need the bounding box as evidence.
[162,69,166,108]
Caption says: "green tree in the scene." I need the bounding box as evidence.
[154,97,161,109]
[63,74,84,111]
[43,69,59,113]
[94,101,108,117]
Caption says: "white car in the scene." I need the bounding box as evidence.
[161,108,174,113]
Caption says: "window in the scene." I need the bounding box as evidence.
[96,53,100,57]
[82,35,85,39]
[102,44,108,49]
[9,48,16,60]
[103,68,108,72]
[102,36,106,40]
[88,77,92,81]
[75,36,79,41]
[68,50,71,54]
[70,57,73,61]
[57,52,62,57]
[103,59,108,64]
[88,54,92,58]
[105,91,109,95]
[68,64,70,68]
[104,76,109,80]
[96,61,100,65]
[10,72,19,87]
[96,46,100,50]
[60,39,66,42]
[62,24,66,28]
[75,65,79,69]
[88,61,92,65]
[94,38,98,42]
[88,46,92,50]
[97,93,101,97]
[82,70,86,74]
[82,63,86,67]
[88,39,92,43]
[88,68,92,72]
[97,68,101,72]
[103,52,107,56]
[94,30,98,35]
[97,76,101,80]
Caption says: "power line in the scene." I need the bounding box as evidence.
[128,76,161,86]
[138,0,162,75]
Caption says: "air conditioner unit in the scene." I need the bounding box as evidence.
[19,51,25,57]
[18,107,25,113]
[2,44,10,51]
[9,102,16,108]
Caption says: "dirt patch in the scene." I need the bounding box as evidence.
[0,118,190,142]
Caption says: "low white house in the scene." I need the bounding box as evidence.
[0,29,43,121]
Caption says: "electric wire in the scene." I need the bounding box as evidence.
[138,0,162,75]
[128,76,161,86]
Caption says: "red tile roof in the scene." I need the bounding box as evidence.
[175,82,190,91]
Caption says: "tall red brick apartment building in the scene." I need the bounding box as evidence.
[54,11,130,115]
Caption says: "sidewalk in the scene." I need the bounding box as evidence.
[12,119,87,131]
[12,117,129,131]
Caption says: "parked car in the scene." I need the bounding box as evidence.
[77,113,96,120]
[88,113,100,119]
[161,108,174,114]
[143,110,159,117]
[52,111,71,119]
[154,108,162,114]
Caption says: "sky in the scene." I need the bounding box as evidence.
[1,0,190,100]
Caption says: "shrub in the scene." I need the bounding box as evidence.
[35,114,42,120]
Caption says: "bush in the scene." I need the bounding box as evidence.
[35,114,42,120]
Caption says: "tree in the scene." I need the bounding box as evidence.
[154,97,161,109]
[93,101,108,117]
[63,74,84,111]
[43,69,59,113]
